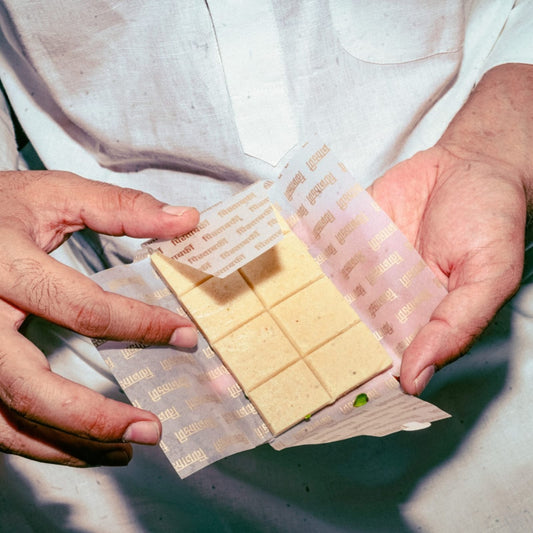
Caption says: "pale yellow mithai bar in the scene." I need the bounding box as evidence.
[151,222,392,436]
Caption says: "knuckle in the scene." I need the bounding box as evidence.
[0,371,40,419]
[132,307,174,344]
[109,297,177,343]
[106,186,146,216]
[79,397,123,441]
[71,291,175,343]
[0,349,45,421]
[118,187,146,210]
[95,186,149,235]
[71,293,112,338]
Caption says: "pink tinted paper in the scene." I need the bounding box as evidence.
[271,139,448,376]
[94,138,451,476]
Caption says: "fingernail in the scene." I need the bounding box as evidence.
[122,421,161,445]
[162,205,194,216]
[169,326,197,348]
[414,365,435,396]
[101,448,132,466]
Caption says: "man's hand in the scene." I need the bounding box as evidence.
[0,170,199,466]
[368,146,526,395]
[369,63,533,395]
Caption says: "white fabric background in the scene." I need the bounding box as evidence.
[1,1,533,531]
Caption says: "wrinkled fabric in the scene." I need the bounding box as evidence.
[1,1,533,531]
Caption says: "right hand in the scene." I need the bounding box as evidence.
[0,170,199,466]
[369,145,526,395]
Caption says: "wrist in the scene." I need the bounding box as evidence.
[437,63,533,204]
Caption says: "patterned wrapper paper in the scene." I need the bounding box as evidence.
[93,138,450,478]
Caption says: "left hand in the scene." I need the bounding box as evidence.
[368,144,527,395]
[0,170,200,466]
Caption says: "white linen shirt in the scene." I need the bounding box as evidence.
[2,0,532,265]
[0,1,531,195]
[1,2,533,532]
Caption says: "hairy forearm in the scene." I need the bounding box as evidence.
[438,63,533,202]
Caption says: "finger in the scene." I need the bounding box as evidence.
[3,171,200,250]
[400,277,520,395]
[401,213,524,395]
[75,179,201,239]
[1,233,197,346]
[0,327,163,449]
[0,403,133,467]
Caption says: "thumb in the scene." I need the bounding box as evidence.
[28,172,200,240]
[400,277,519,395]
[78,181,200,239]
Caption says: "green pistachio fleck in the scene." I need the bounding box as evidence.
[304,414,312,421]
[353,393,369,407]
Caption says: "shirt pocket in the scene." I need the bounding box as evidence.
[329,0,464,64]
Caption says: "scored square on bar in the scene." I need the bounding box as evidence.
[239,232,324,308]
[213,312,300,392]
[180,271,264,343]
[247,360,331,435]
[270,276,360,355]
[305,322,392,398]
